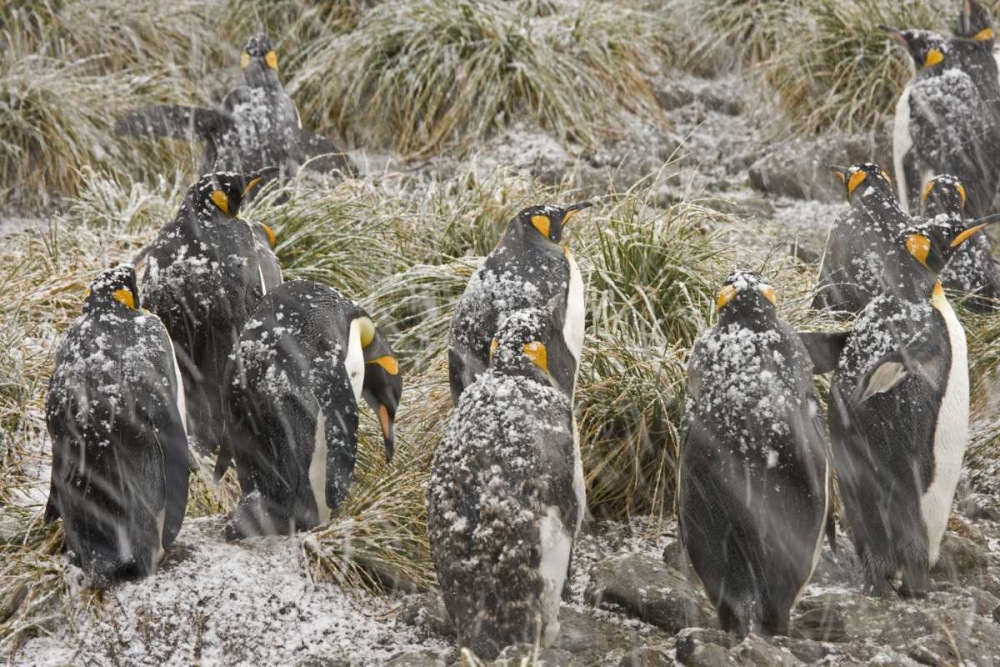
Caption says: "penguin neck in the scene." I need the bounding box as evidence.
[718,302,778,331]
[505,225,561,252]
[886,258,939,302]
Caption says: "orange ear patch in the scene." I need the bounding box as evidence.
[367,355,400,375]
[531,215,551,238]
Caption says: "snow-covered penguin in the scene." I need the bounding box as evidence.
[812,163,908,313]
[429,308,581,659]
[886,26,1000,218]
[951,0,1000,108]
[679,271,829,636]
[139,170,281,453]
[115,32,353,194]
[829,212,999,596]
[921,174,1000,311]
[448,202,591,405]
[45,265,190,587]
[218,280,401,538]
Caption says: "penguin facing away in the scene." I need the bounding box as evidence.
[951,0,1000,109]
[429,308,580,659]
[830,211,999,597]
[680,271,829,636]
[921,174,1000,311]
[886,26,1000,219]
[812,163,908,313]
[45,265,190,587]
[115,32,353,193]
[448,201,591,406]
[139,170,281,454]
[219,280,401,538]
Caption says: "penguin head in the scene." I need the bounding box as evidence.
[957,0,995,42]
[240,32,280,87]
[881,27,949,70]
[509,201,592,245]
[902,213,1000,274]
[188,168,277,221]
[830,163,894,203]
[488,308,555,384]
[357,316,402,464]
[920,175,967,218]
[714,270,777,323]
[82,264,140,314]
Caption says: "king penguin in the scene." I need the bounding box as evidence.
[428,308,581,659]
[679,271,829,636]
[115,32,353,193]
[448,202,591,405]
[921,174,1000,311]
[829,210,1000,596]
[45,265,190,587]
[217,280,402,538]
[886,26,1000,219]
[813,163,909,313]
[139,170,281,453]
[951,0,1000,108]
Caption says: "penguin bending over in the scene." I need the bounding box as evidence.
[115,32,353,194]
[45,265,190,587]
[680,271,829,636]
[812,163,908,313]
[830,211,998,596]
[887,27,1000,219]
[139,170,281,453]
[219,280,401,538]
[921,174,1000,311]
[449,202,591,405]
[429,308,581,659]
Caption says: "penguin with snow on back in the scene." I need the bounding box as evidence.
[139,170,281,454]
[680,271,829,636]
[887,26,1000,219]
[921,174,1000,311]
[951,0,1000,108]
[218,280,401,538]
[812,163,908,313]
[829,211,999,597]
[429,308,580,659]
[448,202,591,406]
[45,265,190,587]
[115,32,353,195]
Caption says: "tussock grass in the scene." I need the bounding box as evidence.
[735,0,951,134]
[291,0,668,154]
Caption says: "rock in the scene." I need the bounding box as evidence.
[696,86,743,116]
[931,533,990,580]
[958,493,1000,522]
[992,602,1000,624]
[397,593,455,639]
[968,586,1000,616]
[618,646,676,666]
[493,644,578,665]
[790,599,848,643]
[553,606,662,658]
[729,635,803,666]
[653,81,695,111]
[585,554,715,632]
[748,132,889,202]
[294,657,352,667]
[385,651,446,667]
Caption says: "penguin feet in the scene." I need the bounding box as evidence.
[897,582,929,599]
[862,574,896,599]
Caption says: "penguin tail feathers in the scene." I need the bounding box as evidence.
[213,442,233,484]
[43,493,59,524]
[114,105,230,142]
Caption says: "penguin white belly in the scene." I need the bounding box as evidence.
[796,454,830,605]
[538,507,572,648]
[921,288,969,566]
[166,337,188,434]
[155,508,167,565]
[563,249,585,391]
[893,84,913,214]
[346,320,365,402]
[309,410,331,524]
[258,264,267,296]
[571,417,585,537]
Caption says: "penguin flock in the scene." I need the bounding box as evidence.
[35,0,1000,660]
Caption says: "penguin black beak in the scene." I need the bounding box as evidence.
[380,406,395,464]
[562,201,593,225]
[951,213,1000,247]
[241,167,280,198]
[829,165,849,184]
[878,25,908,46]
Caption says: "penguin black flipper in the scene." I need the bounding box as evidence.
[851,343,941,406]
[798,331,850,374]
[114,105,233,142]
[293,129,356,176]
[150,326,191,550]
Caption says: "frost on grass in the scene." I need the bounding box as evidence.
[13,518,449,666]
